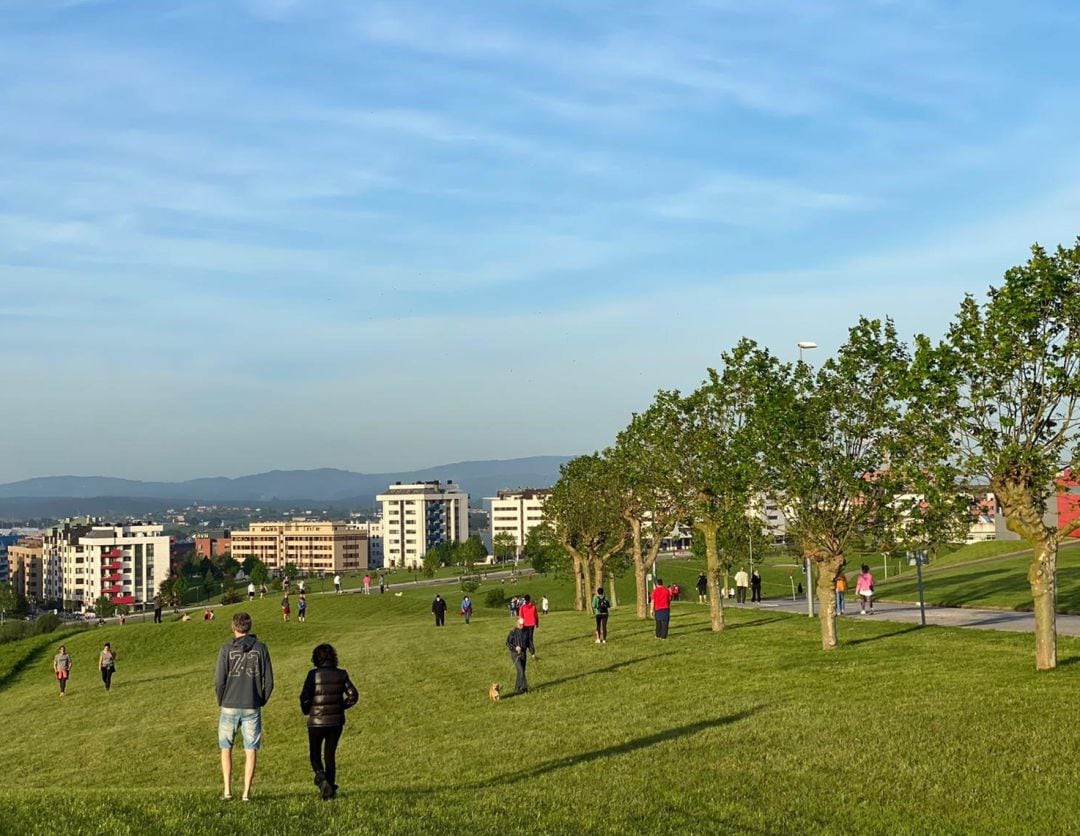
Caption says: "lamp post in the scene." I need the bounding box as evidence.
[797,340,818,617]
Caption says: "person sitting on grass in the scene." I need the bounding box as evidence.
[300,643,359,801]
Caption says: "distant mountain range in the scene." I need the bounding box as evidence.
[0,456,572,516]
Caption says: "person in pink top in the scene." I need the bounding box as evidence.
[855,564,875,614]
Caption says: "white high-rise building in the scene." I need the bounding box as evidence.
[49,522,171,611]
[347,520,385,568]
[488,489,550,555]
[376,481,469,569]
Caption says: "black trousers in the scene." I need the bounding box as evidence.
[595,614,608,640]
[101,667,113,690]
[655,610,670,639]
[751,586,761,602]
[736,586,747,603]
[308,725,344,787]
[153,608,162,623]
[522,626,536,655]
[510,651,528,693]
[435,612,445,626]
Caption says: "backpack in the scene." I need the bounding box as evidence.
[598,597,609,614]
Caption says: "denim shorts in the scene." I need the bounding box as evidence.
[218,708,262,750]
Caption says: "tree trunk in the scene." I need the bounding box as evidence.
[1030,539,1057,671]
[570,552,585,611]
[627,516,648,618]
[697,520,725,632]
[816,553,845,651]
[642,537,663,619]
[593,561,605,601]
[994,478,1058,670]
[608,571,618,608]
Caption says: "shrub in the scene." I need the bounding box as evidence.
[32,614,61,635]
[220,588,243,605]
[483,588,509,609]
[460,579,480,594]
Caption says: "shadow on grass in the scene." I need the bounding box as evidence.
[406,709,763,793]
[538,654,665,691]
[673,615,789,636]
[845,625,924,646]
[0,638,53,694]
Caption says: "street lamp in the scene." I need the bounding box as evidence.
[797,341,818,616]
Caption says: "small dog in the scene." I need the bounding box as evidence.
[488,682,501,702]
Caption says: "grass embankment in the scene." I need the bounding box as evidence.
[878,540,1080,612]
[2,570,1079,835]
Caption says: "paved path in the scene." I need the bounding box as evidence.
[726,596,1080,636]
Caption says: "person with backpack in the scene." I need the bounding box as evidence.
[592,586,611,644]
[300,643,359,800]
[460,595,473,624]
[98,642,117,691]
[696,572,708,604]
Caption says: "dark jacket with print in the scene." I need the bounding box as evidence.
[300,666,358,728]
[215,633,274,709]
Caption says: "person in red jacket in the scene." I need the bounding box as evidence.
[650,579,672,639]
[518,594,539,658]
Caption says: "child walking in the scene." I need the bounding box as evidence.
[856,564,875,614]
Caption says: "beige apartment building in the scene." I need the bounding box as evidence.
[489,489,550,555]
[8,538,44,601]
[230,521,368,574]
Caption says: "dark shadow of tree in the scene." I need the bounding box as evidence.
[844,625,924,646]
[0,638,53,693]
[399,708,763,794]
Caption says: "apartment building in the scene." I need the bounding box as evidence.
[347,520,384,568]
[376,481,469,569]
[230,521,368,574]
[8,538,43,601]
[194,532,232,559]
[488,489,549,555]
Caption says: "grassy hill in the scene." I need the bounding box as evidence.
[2,567,1079,835]
[877,540,1080,612]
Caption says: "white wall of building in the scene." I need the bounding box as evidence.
[376,482,469,569]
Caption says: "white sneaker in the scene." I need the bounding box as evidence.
[860,609,866,615]
[595,638,602,644]
[601,639,606,644]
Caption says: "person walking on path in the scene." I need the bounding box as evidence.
[592,586,611,644]
[379,575,386,594]
[856,564,875,615]
[363,575,371,595]
[696,572,708,604]
[519,594,539,657]
[541,595,550,616]
[506,617,529,694]
[300,643,359,801]
[432,594,448,627]
[282,594,291,623]
[835,572,848,616]
[651,579,672,640]
[334,575,342,595]
[297,594,308,623]
[98,642,117,691]
[734,567,750,604]
[247,582,256,602]
[751,570,762,602]
[53,645,72,697]
[153,594,164,623]
[460,596,473,624]
[215,612,274,803]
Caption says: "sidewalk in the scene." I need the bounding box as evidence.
[729,596,1080,637]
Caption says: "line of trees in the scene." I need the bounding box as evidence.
[543,240,1080,670]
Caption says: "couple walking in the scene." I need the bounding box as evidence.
[214,612,358,802]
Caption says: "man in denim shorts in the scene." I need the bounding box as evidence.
[214,612,274,801]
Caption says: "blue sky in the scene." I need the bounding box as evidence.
[3,0,1080,481]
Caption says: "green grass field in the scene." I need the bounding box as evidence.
[2,568,1079,835]
[878,540,1080,612]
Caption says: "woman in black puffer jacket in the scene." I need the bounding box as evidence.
[300,643,359,800]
